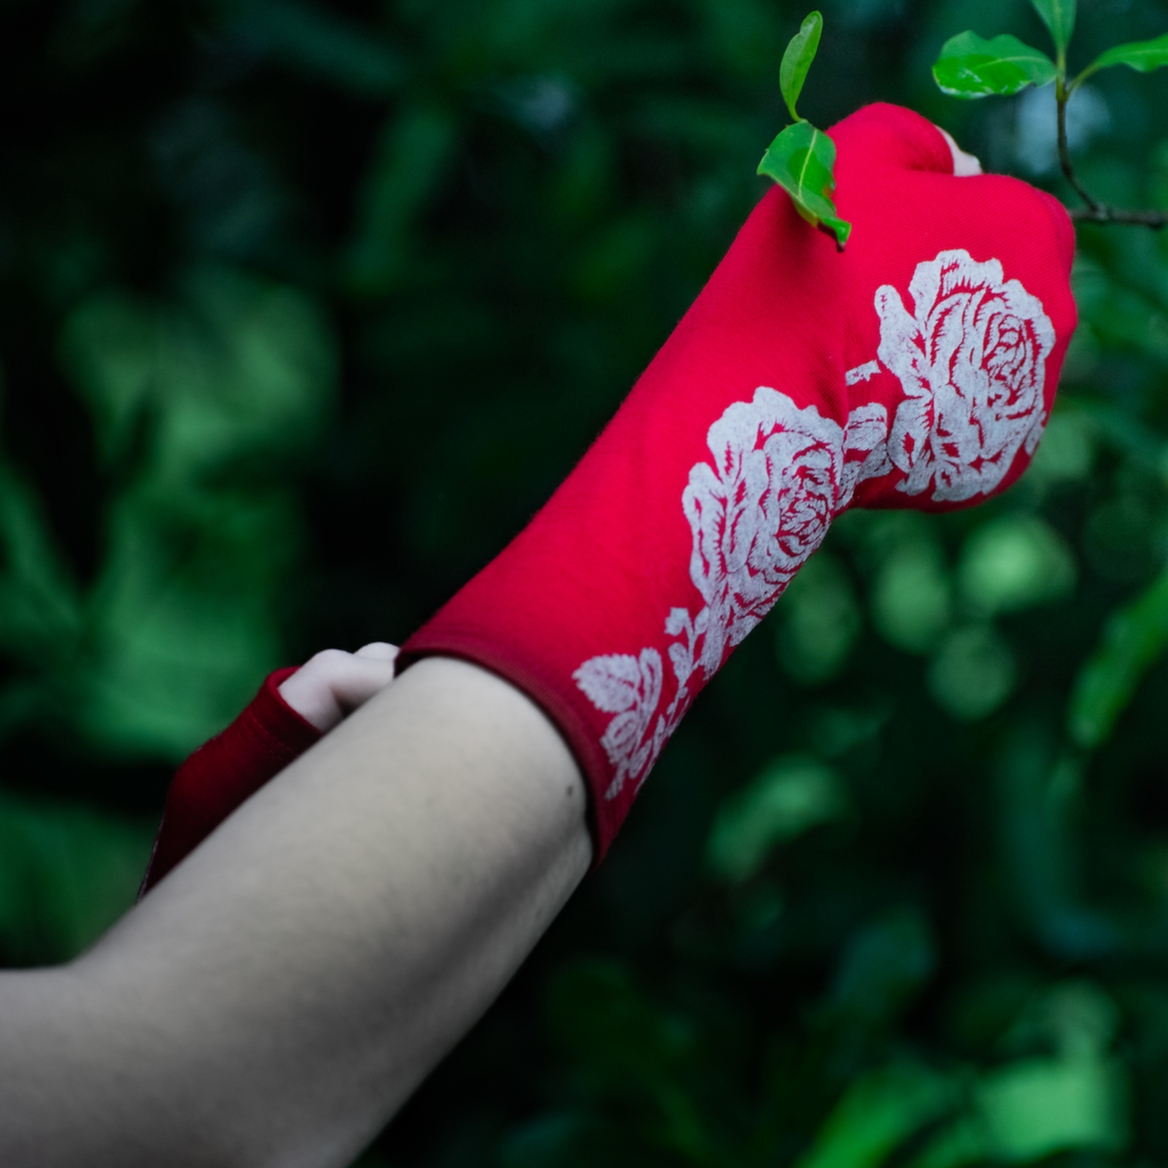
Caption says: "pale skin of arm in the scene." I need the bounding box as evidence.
[0,131,980,1168]
[0,657,592,1167]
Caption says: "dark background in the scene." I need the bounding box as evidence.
[2,0,1168,1164]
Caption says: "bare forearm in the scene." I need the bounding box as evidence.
[0,659,591,1167]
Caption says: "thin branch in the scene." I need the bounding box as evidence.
[1057,79,1167,229]
[1069,205,1168,227]
[1056,81,1102,212]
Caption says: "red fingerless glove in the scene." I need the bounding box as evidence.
[400,103,1077,860]
[139,667,321,895]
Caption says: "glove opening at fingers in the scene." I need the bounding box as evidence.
[938,127,982,176]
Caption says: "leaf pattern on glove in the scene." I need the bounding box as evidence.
[574,648,664,798]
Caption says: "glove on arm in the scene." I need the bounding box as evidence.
[400,103,1077,859]
[139,667,321,895]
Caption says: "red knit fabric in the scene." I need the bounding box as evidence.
[139,667,321,895]
[400,104,1077,860]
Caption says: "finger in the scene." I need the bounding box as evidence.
[280,650,397,732]
[329,657,397,715]
[354,642,400,663]
[937,127,983,176]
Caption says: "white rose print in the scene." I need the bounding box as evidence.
[684,389,853,675]
[574,248,1055,802]
[874,248,1055,502]
[574,388,885,800]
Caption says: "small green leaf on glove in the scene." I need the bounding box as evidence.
[1030,0,1076,58]
[780,10,823,123]
[758,121,851,251]
[1083,32,1168,76]
[933,31,1058,97]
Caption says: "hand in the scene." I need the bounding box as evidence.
[938,126,982,175]
[278,642,399,732]
[140,643,398,894]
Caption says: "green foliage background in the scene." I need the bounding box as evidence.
[2,0,1168,1163]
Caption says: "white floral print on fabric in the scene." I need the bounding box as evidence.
[573,388,887,800]
[573,648,664,800]
[874,248,1055,502]
[574,248,1056,802]
[682,389,885,676]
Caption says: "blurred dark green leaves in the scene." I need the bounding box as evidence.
[1,1,1168,1166]
[2,268,335,760]
[1069,565,1168,748]
[707,754,849,882]
[0,787,154,963]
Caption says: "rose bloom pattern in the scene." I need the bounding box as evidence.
[574,248,1056,801]
[877,248,1055,502]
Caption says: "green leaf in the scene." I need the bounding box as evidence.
[1068,568,1168,748]
[979,1053,1126,1158]
[928,625,1017,722]
[1030,0,1076,57]
[830,910,936,1026]
[0,787,155,964]
[225,0,406,97]
[0,460,82,667]
[958,515,1076,616]
[547,959,688,1079]
[1084,32,1168,76]
[871,528,951,653]
[796,1064,957,1168]
[56,271,337,759]
[757,120,851,249]
[706,755,848,882]
[776,550,860,682]
[933,31,1058,97]
[779,11,823,123]
[345,102,460,294]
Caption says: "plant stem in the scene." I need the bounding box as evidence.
[1057,77,1168,229]
[1056,79,1101,212]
